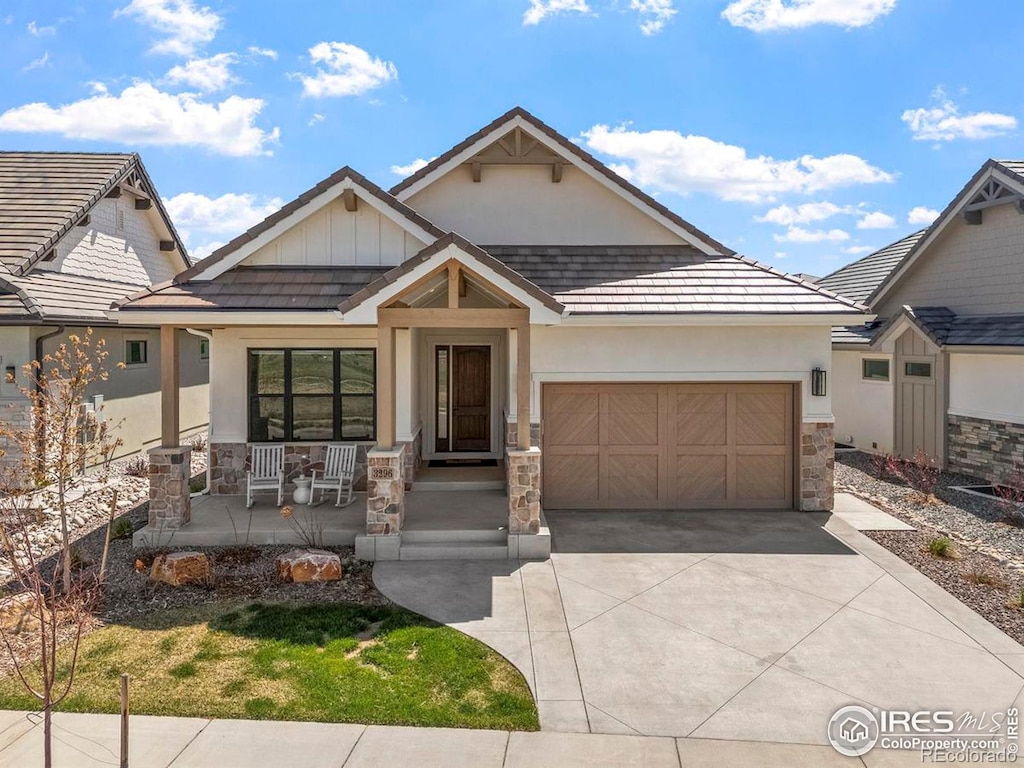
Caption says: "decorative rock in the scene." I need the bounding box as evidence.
[0,592,49,634]
[150,551,210,586]
[275,549,342,583]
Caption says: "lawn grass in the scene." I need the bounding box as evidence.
[0,602,539,731]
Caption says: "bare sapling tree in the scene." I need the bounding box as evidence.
[0,328,123,768]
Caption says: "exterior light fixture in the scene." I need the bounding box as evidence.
[811,367,827,397]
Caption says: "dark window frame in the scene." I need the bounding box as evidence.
[861,358,890,382]
[125,338,148,366]
[904,361,933,379]
[198,337,210,362]
[247,348,376,443]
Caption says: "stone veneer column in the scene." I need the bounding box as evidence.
[148,446,192,528]
[366,445,406,535]
[507,447,542,533]
[799,422,834,512]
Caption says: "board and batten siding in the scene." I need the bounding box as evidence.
[37,196,179,286]
[877,203,1024,318]
[405,164,686,246]
[241,197,426,268]
[893,328,946,460]
[831,350,894,454]
[949,353,1024,424]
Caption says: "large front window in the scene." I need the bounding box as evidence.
[248,349,375,442]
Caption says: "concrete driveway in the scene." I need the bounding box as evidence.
[373,508,1024,745]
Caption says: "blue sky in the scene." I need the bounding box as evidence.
[0,0,1021,277]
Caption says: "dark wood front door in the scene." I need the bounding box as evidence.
[451,345,491,452]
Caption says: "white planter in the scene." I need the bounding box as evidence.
[292,476,312,505]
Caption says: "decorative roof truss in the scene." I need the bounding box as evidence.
[466,126,566,183]
[963,177,1024,224]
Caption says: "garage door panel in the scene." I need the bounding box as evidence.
[607,392,659,446]
[545,454,599,506]
[676,454,727,503]
[736,454,788,501]
[736,390,788,446]
[609,454,659,503]
[546,391,600,446]
[676,392,727,446]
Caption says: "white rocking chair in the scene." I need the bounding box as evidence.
[310,443,358,507]
[246,443,285,508]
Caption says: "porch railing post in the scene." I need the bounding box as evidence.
[160,325,180,448]
[377,323,396,450]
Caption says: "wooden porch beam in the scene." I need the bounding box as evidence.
[378,307,529,329]
[516,323,531,450]
[447,261,459,309]
[376,325,395,449]
[160,325,179,448]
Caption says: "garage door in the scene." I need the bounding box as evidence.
[542,383,794,510]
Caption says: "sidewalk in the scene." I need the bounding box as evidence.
[0,710,924,767]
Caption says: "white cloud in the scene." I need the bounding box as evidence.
[165,191,282,238]
[0,82,279,156]
[247,46,278,60]
[523,0,593,25]
[632,0,676,35]
[390,157,435,176]
[722,0,896,31]
[114,0,222,56]
[582,124,894,203]
[164,52,238,92]
[23,52,50,72]
[298,42,398,98]
[773,227,849,243]
[907,206,940,225]
[756,201,852,226]
[856,211,896,229]
[774,251,788,259]
[842,245,875,255]
[307,113,325,127]
[902,87,1017,142]
[190,240,224,260]
[27,21,56,36]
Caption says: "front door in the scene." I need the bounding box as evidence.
[450,345,491,452]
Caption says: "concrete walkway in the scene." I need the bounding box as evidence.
[374,509,1024,743]
[0,710,925,766]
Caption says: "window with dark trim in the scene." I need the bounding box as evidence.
[125,339,147,366]
[198,337,209,362]
[904,361,932,378]
[862,359,890,381]
[248,349,376,442]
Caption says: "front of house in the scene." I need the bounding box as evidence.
[113,108,866,560]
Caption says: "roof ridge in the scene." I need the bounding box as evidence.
[729,253,868,312]
[817,228,928,284]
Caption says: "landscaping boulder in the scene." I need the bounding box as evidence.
[0,593,49,634]
[275,549,341,583]
[150,551,210,586]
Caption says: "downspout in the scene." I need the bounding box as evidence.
[33,325,65,471]
[184,328,212,496]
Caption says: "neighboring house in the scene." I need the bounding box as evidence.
[0,153,209,467]
[112,107,866,559]
[820,159,1024,483]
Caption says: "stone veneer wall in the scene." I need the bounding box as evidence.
[366,446,405,535]
[507,447,541,534]
[800,422,834,512]
[948,414,1024,483]
[0,398,32,477]
[148,446,192,528]
[209,442,373,496]
[505,419,541,449]
[401,428,423,489]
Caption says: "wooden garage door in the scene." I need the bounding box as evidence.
[542,383,793,510]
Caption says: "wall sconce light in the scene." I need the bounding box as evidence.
[811,367,827,397]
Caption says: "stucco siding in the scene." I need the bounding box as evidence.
[37,196,179,285]
[832,350,894,454]
[241,197,427,268]
[949,352,1024,424]
[877,203,1024,317]
[405,164,686,246]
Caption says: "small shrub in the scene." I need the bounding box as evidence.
[189,475,207,494]
[996,464,1024,517]
[927,536,959,559]
[869,452,892,480]
[110,517,135,540]
[68,544,91,571]
[893,449,941,498]
[122,455,148,478]
[965,567,1009,590]
[189,434,207,453]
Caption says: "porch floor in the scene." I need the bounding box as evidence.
[132,489,510,548]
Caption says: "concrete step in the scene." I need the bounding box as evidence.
[399,541,509,561]
[411,480,506,492]
[402,528,507,545]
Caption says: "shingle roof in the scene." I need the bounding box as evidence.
[831,324,879,344]
[817,230,927,305]
[177,166,446,282]
[0,271,145,324]
[120,267,393,312]
[909,306,1024,347]
[0,152,187,275]
[487,245,866,315]
[388,106,734,257]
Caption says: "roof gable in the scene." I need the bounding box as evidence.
[389,107,732,256]
[0,152,189,276]
[817,229,926,305]
[182,166,445,282]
